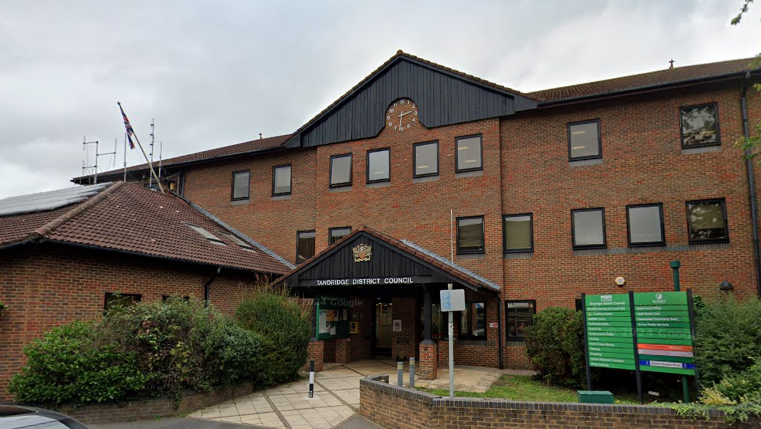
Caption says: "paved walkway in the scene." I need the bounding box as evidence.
[187,359,512,429]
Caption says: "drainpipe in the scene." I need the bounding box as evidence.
[497,292,504,369]
[204,267,222,307]
[741,74,761,298]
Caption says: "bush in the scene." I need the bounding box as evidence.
[525,307,586,388]
[236,286,311,385]
[702,360,761,405]
[9,321,146,405]
[10,296,262,406]
[694,294,761,386]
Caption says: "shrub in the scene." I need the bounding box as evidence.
[236,286,311,385]
[9,321,146,405]
[11,296,263,406]
[694,294,761,386]
[702,360,761,405]
[525,307,586,388]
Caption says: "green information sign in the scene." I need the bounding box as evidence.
[584,291,697,376]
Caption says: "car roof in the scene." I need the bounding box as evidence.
[0,405,89,428]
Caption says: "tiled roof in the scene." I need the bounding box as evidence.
[0,182,290,274]
[273,226,500,292]
[74,134,291,182]
[529,57,758,103]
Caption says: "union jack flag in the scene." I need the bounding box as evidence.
[118,102,136,149]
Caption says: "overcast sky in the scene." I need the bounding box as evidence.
[1,0,759,199]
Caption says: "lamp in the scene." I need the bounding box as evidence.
[718,280,733,292]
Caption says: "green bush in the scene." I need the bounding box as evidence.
[525,307,586,388]
[236,286,311,385]
[702,360,761,405]
[10,296,263,406]
[9,321,146,405]
[694,294,761,386]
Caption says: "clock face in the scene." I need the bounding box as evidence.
[386,98,418,132]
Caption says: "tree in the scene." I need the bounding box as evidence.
[732,1,761,159]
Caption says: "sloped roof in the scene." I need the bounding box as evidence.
[0,182,290,274]
[73,134,291,183]
[529,57,758,103]
[273,226,500,292]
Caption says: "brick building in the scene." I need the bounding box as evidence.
[77,52,761,375]
[0,182,291,400]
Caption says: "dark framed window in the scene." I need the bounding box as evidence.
[296,230,316,263]
[272,164,292,196]
[231,170,250,201]
[506,300,535,340]
[459,302,486,339]
[503,214,533,252]
[686,199,728,243]
[457,216,485,254]
[568,119,601,160]
[571,208,606,249]
[329,227,351,245]
[455,135,483,173]
[104,293,141,311]
[414,141,439,177]
[367,148,390,183]
[420,303,444,340]
[681,103,720,148]
[627,203,665,246]
[330,154,353,188]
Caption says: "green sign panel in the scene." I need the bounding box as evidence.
[584,291,696,376]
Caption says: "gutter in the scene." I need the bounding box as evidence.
[497,292,504,370]
[741,73,761,298]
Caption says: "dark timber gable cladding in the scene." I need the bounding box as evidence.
[284,53,537,148]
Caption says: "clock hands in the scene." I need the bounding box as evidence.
[398,110,412,129]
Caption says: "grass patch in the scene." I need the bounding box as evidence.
[419,375,638,404]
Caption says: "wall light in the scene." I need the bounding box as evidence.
[719,280,733,292]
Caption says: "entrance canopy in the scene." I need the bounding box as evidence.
[273,227,500,297]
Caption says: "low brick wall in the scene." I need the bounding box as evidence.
[55,382,255,424]
[359,375,759,429]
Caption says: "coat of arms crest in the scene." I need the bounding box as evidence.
[352,243,372,262]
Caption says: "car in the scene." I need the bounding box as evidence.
[0,404,90,428]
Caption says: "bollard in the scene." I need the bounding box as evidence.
[308,360,315,399]
[397,361,404,386]
[409,357,415,388]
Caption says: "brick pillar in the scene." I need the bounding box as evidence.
[307,339,324,372]
[391,296,417,361]
[418,340,438,380]
[335,338,352,364]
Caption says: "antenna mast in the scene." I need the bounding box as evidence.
[81,136,116,184]
[149,118,155,187]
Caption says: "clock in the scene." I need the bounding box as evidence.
[386,98,418,132]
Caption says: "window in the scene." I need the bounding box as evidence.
[681,103,720,148]
[366,148,390,183]
[457,216,485,254]
[231,170,250,201]
[687,199,728,243]
[329,227,351,245]
[330,154,352,187]
[506,301,535,340]
[186,223,225,245]
[296,230,316,263]
[456,135,482,172]
[414,141,439,177]
[627,204,665,246]
[568,120,601,160]
[419,303,443,340]
[503,214,533,252]
[460,302,486,339]
[272,164,292,196]
[104,293,141,311]
[222,232,254,250]
[571,208,606,249]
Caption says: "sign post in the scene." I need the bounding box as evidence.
[440,284,465,400]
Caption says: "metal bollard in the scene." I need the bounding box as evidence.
[308,360,315,398]
[409,357,415,388]
[397,361,404,386]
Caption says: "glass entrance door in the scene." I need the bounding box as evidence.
[374,301,392,355]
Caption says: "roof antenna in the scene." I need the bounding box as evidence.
[669,59,675,69]
[259,133,263,140]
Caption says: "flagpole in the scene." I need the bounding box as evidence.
[123,132,127,182]
[117,102,164,193]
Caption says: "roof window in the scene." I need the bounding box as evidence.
[186,223,226,245]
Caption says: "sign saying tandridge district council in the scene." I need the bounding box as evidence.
[583,291,696,376]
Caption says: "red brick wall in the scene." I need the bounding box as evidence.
[0,244,256,401]
[360,375,759,429]
[349,296,373,360]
